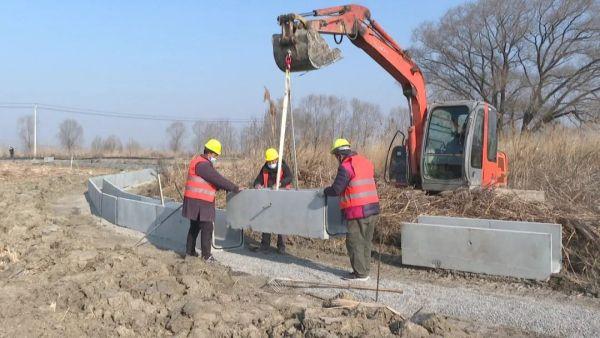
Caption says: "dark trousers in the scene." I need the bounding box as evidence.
[346,215,377,277]
[261,233,286,249]
[186,220,213,259]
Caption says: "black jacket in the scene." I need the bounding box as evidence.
[253,161,293,188]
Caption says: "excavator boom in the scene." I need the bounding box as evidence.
[273,4,508,190]
[273,4,426,184]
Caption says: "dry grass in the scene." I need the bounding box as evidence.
[502,127,600,212]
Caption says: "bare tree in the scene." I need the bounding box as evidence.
[17,115,35,153]
[191,121,238,154]
[126,138,142,157]
[91,136,104,156]
[240,118,264,155]
[57,119,84,154]
[295,94,347,152]
[518,0,600,131]
[412,0,529,129]
[347,98,383,149]
[411,0,600,131]
[103,135,123,154]
[166,121,186,153]
[384,106,411,136]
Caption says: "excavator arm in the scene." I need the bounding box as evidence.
[274,4,426,184]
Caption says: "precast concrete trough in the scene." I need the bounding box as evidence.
[86,169,347,253]
[225,189,348,238]
[401,215,562,280]
[87,169,243,252]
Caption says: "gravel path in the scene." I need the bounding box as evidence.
[213,248,600,337]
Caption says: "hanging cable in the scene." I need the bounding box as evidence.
[0,103,253,123]
[333,33,344,44]
[288,72,300,189]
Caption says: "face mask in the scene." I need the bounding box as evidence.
[267,163,277,170]
[209,157,217,164]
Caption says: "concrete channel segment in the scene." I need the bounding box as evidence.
[86,169,243,252]
[402,216,561,280]
[417,215,562,273]
[225,189,347,239]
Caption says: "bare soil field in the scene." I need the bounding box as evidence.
[0,161,538,337]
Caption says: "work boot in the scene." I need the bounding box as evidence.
[342,272,370,282]
[203,255,217,264]
[277,246,286,255]
[186,249,198,257]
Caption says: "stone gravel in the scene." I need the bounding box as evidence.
[214,248,600,337]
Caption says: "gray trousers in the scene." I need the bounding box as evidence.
[346,215,377,277]
[261,233,286,249]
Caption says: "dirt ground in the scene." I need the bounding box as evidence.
[0,161,542,337]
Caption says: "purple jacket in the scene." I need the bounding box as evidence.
[182,155,239,222]
[324,152,380,220]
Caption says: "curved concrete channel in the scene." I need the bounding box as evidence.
[87,169,243,252]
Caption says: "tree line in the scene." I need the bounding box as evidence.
[411,0,600,131]
[175,91,409,158]
[13,0,598,156]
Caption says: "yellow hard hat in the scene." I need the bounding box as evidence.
[204,139,222,155]
[331,138,351,154]
[265,148,279,162]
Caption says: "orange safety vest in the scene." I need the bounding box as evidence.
[339,154,379,210]
[184,156,217,202]
[263,169,292,189]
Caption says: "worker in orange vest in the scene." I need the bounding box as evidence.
[253,148,293,254]
[182,139,240,262]
[323,139,380,281]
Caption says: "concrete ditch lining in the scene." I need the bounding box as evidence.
[87,169,243,252]
[402,216,562,280]
[88,169,349,254]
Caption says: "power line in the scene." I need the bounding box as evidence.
[0,102,256,123]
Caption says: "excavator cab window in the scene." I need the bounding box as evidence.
[470,109,484,169]
[423,105,470,180]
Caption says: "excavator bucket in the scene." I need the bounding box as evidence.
[272,27,342,72]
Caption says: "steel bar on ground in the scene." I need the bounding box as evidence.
[270,278,403,294]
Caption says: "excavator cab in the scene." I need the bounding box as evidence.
[420,101,507,191]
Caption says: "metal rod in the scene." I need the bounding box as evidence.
[376,223,384,302]
[33,103,37,159]
[272,278,403,294]
[133,204,183,247]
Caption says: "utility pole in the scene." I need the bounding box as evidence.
[33,103,37,159]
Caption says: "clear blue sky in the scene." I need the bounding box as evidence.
[0,0,464,150]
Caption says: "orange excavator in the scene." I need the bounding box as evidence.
[272,4,508,192]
